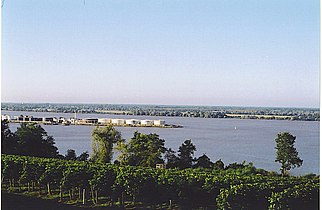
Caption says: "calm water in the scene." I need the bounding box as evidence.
[3,110,319,175]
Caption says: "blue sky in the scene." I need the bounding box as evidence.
[1,0,320,108]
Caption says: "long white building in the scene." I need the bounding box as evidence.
[154,120,166,126]
[126,119,140,125]
[141,120,154,126]
[111,119,125,125]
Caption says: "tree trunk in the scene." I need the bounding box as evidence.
[59,185,63,202]
[78,187,81,200]
[95,190,98,204]
[132,194,135,205]
[28,182,30,192]
[91,186,95,204]
[38,184,42,196]
[47,183,51,196]
[69,190,72,200]
[82,189,86,205]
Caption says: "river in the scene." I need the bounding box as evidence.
[2,110,319,175]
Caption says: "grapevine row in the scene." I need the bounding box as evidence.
[1,155,319,209]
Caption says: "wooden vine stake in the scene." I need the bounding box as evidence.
[59,185,63,202]
[47,183,51,196]
[83,189,86,205]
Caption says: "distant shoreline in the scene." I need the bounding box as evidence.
[1,103,319,122]
[7,121,183,128]
[2,114,183,129]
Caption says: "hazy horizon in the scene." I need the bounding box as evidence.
[2,1,320,108]
[1,101,319,109]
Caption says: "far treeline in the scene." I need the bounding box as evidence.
[2,103,320,121]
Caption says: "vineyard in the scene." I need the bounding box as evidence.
[1,154,319,209]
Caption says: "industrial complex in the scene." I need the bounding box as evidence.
[1,114,181,128]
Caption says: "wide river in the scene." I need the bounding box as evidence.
[3,111,319,175]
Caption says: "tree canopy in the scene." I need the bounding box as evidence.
[118,131,167,167]
[275,132,303,176]
[15,123,59,158]
[194,154,213,169]
[65,149,77,160]
[1,120,18,154]
[177,139,196,169]
[91,125,123,163]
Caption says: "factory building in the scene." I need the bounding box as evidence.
[125,119,140,125]
[111,119,125,125]
[154,120,166,126]
[141,120,154,126]
[98,118,111,125]
[77,118,98,125]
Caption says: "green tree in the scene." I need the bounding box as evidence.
[164,148,179,168]
[194,154,213,169]
[65,149,77,160]
[177,139,196,169]
[275,132,303,176]
[15,123,59,157]
[91,125,123,163]
[77,151,89,161]
[1,120,18,154]
[213,159,225,170]
[118,131,166,167]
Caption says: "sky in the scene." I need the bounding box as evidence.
[1,0,320,108]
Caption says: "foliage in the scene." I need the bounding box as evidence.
[64,149,77,160]
[275,132,303,175]
[194,154,213,169]
[177,140,196,169]
[1,120,18,154]
[1,154,319,209]
[77,151,89,161]
[164,148,179,168]
[118,131,166,167]
[213,159,225,170]
[91,125,123,163]
[15,123,59,158]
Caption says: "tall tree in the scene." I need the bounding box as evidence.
[275,132,303,176]
[194,154,213,169]
[1,120,18,154]
[177,139,196,169]
[91,125,123,163]
[65,149,77,160]
[164,148,179,168]
[15,123,59,158]
[213,159,225,170]
[118,131,166,167]
[77,151,89,161]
